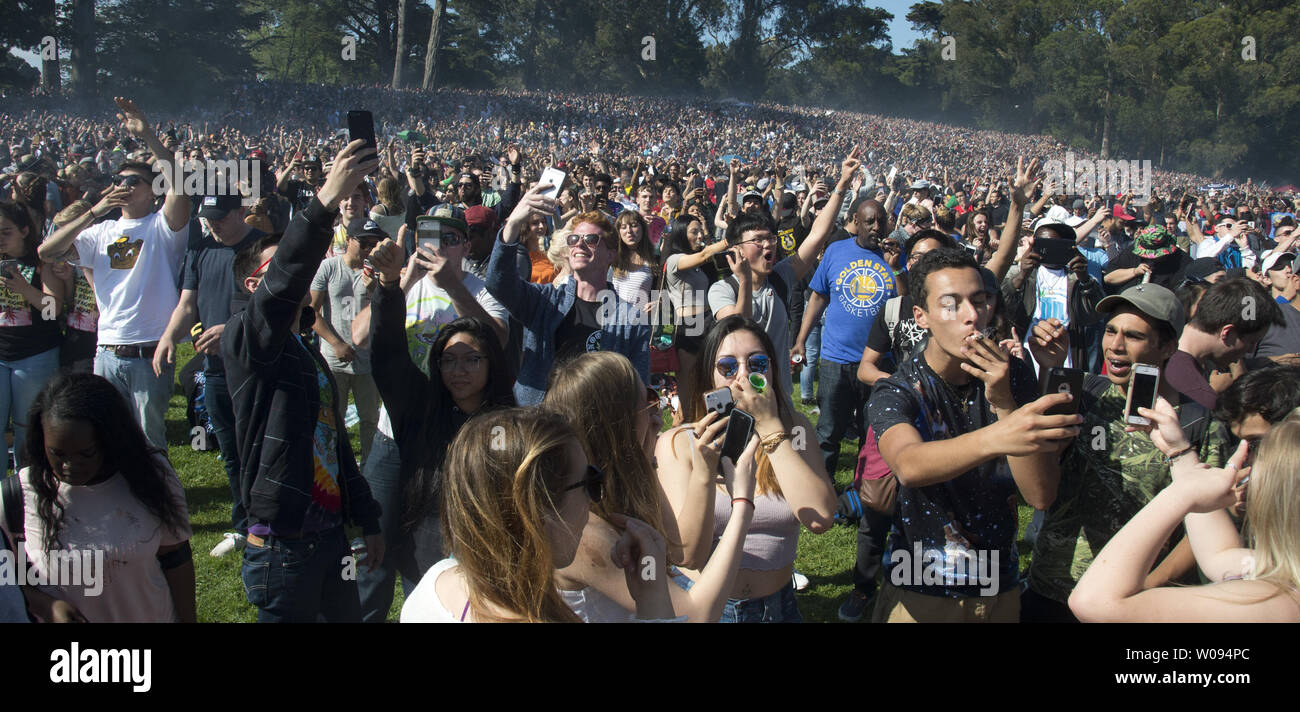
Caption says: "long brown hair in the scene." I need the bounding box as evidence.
[681,316,795,497]
[439,408,583,623]
[544,352,664,531]
[612,209,654,277]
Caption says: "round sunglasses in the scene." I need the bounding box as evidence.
[715,354,770,379]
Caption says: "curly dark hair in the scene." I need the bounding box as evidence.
[25,373,187,550]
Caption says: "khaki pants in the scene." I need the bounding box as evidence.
[332,370,381,464]
[871,579,1020,623]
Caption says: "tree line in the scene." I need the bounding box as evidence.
[2,0,1296,181]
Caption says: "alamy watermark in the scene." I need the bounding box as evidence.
[889,541,1000,596]
[0,546,105,596]
[150,159,261,206]
[1042,152,1152,204]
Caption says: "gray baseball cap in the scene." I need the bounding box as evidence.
[1096,283,1186,334]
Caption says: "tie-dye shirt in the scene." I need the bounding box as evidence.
[298,336,343,533]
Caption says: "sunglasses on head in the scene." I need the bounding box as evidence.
[112,174,147,187]
[566,232,604,248]
[558,464,605,503]
[715,354,770,379]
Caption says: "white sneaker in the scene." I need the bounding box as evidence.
[792,571,810,591]
[209,532,247,557]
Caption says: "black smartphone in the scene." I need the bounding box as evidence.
[346,110,377,153]
[0,259,20,279]
[1040,366,1085,416]
[720,408,755,467]
[1033,237,1077,268]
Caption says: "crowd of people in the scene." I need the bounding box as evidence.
[0,85,1298,624]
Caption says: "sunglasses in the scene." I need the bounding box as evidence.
[112,174,147,187]
[566,232,604,248]
[558,464,605,503]
[715,354,770,379]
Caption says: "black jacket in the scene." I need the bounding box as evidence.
[222,197,381,536]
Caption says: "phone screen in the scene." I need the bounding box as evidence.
[1127,369,1159,420]
[346,110,377,152]
[720,408,755,466]
[416,219,441,253]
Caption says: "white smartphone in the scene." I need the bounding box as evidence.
[538,167,567,198]
[886,165,898,186]
[1124,364,1160,426]
[416,218,441,253]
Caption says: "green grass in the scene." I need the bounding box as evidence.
[172,348,1028,622]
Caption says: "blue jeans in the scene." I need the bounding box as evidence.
[800,317,822,402]
[357,431,404,623]
[720,581,803,623]
[94,347,174,450]
[0,347,59,469]
[241,526,361,623]
[816,359,868,479]
[202,372,245,534]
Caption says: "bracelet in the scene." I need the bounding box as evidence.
[759,430,789,453]
[379,278,400,289]
[731,497,754,508]
[1164,445,1195,465]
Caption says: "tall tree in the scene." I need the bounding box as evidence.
[391,0,407,88]
[68,0,97,98]
[421,0,445,90]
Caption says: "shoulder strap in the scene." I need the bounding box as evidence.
[2,474,24,544]
[724,272,790,313]
[884,296,901,338]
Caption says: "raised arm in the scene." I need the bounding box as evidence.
[986,157,1040,283]
[788,145,861,282]
[113,97,190,232]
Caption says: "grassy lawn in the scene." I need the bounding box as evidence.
[171,345,1030,622]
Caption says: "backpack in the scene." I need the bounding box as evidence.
[883,295,903,342]
[1083,374,1212,450]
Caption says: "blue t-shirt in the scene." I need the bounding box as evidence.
[809,238,896,364]
[1078,246,1109,284]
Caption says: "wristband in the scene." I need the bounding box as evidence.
[759,430,789,453]
[731,497,754,509]
[380,277,400,289]
[1164,445,1195,465]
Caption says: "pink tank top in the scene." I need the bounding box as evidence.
[712,486,800,571]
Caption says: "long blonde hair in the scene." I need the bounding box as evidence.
[439,408,583,623]
[544,352,664,532]
[1242,412,1300,605]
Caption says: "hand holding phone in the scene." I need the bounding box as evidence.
[1124,364,1161,426]
[416,217,442,254]
[719,408,756,471]
[1040,367,1084,416]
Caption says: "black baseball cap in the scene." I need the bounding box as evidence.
[197,193,243,221]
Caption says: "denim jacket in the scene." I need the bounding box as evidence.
[484,234,650,405]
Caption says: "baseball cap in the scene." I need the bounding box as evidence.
[463,204,497,234]
[346,217,388,240]
[1031,216,1077,242]
[1096,283,1186,334]
[1260,249,1296,274]
[909,179,931,191]
[1112,205,1138,221]
[427,203,469,234]
[1184,257,1226,283]
[741,189,763,203]
[197,193,242,221]
[1072,199,1086,210]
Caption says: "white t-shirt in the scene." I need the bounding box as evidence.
[1027,266,1072,372]
[376,273,509,438]
[75,211,186,345]
[6,461,191,623]
[1194,234,1233,260]
[400,558,463,622]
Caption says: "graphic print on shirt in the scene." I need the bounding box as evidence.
[0,264,35,327]
[66,274,98,332]
[833,257,894,318]
[107,236,144,269]
[585,330,602,352]
[310,368,341,514]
